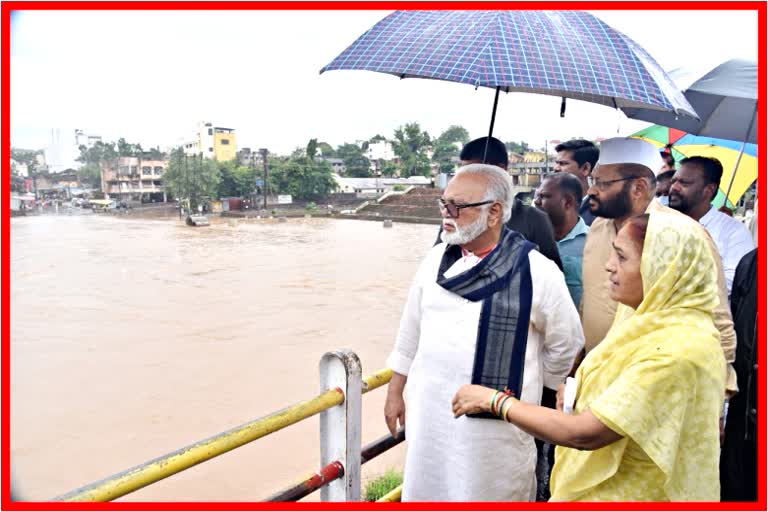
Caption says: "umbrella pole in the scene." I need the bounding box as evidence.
[723,107,757,207]
[722,143,746,208]
[483,87,501,163]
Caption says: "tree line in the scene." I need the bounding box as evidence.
[12,124,544,201]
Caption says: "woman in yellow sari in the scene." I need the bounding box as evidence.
[452,210,726,501]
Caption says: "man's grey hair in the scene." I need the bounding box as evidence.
[454,163,513,223]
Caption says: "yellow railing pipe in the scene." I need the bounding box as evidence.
[376,485,402,502]
[54,387,344,502]
[362,368,393,394]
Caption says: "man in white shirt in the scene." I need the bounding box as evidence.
[383,164,583,501]
[669,156,755,295]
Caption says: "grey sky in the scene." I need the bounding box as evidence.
[10,9,758,155]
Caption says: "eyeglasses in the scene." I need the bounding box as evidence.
[437,198,494,218]
[590,176,640,191]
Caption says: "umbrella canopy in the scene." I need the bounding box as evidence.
[623,59,757,143]
[321,10,696,121]
[632,126,757,208]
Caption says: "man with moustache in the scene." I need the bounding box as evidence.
[435,137,563,271]
[384,164,583,501]
[668,156,754,296]
[580,137,737,396]
[448,136,564,501]
[533,173,589,307]
[655,150,676,206]
[553,139,599,226]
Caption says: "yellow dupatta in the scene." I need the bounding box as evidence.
[550,211,726,501]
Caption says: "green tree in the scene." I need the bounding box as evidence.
[370,134,387,143]
[432,125,470,173]
[216,160,256,197]
[336,143,371,177]
[439,125,470,145]
[392,123,431,177]
[163,148,220,213]
[147,146,166,160]
[11,148,41,170]
[232,164,256,197]
[317,141,335,158]
[216,160,239,197]
[77,163,102,189]
[11,148,43,195]
[269,146,336,200]
[380,160,399,177]
[117,138,132,157]
[77,140,117,165]
[10,157,27,193]
[116,138,143,157]
[306,139,318,161]
[363,134,387,152]
[505,140,530,155]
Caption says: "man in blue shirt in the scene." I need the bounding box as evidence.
[534,173,589,307]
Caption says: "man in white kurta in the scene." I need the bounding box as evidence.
[668,156,754,296]
[384,164,584,501]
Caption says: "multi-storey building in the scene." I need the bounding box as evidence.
[183,122,236,161]
[101,156,167,203]
[236,147,265,167]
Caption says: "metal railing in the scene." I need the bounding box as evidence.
[52,349,403,502]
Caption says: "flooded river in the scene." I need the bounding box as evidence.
[10,214,437,501]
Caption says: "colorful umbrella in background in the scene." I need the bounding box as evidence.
[632,125,757,208]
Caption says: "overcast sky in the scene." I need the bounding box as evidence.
[10,9,759,155]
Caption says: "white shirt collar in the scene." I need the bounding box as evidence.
[699,205,717,226]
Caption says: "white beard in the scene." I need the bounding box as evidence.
[440,209,489,246]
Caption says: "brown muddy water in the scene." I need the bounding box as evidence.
[10,214,437,501]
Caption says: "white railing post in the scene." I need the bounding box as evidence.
[319,349,362,501]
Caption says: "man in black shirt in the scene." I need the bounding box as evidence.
[720,249,757,501]
[435,136,563,271]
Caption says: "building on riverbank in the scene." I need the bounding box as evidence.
[334,176,431,196]
[101,156,167,203]
[183,122,236,162]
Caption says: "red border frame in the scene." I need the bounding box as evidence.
[1,2,765,510]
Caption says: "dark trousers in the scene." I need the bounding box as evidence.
[720,396,757,500]
[535,387,557,501]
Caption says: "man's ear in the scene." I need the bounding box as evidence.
[632,176,652,199]
[489,202,504,227]
[704,183,719,203]
[579,162,592,178]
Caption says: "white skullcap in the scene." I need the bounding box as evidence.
[597,137,665,176]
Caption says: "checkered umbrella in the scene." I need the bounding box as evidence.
[320,10,697,136]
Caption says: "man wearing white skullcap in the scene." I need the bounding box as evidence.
[579,137,738,397]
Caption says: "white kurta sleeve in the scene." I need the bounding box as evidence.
[723,221,755,295]
[385,248,436,375]
[528,251,585,390]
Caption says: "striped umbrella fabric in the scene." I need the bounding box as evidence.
[632,126,757,208]
[321,10,696,117]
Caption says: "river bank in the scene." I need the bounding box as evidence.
[53,202,444,226]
